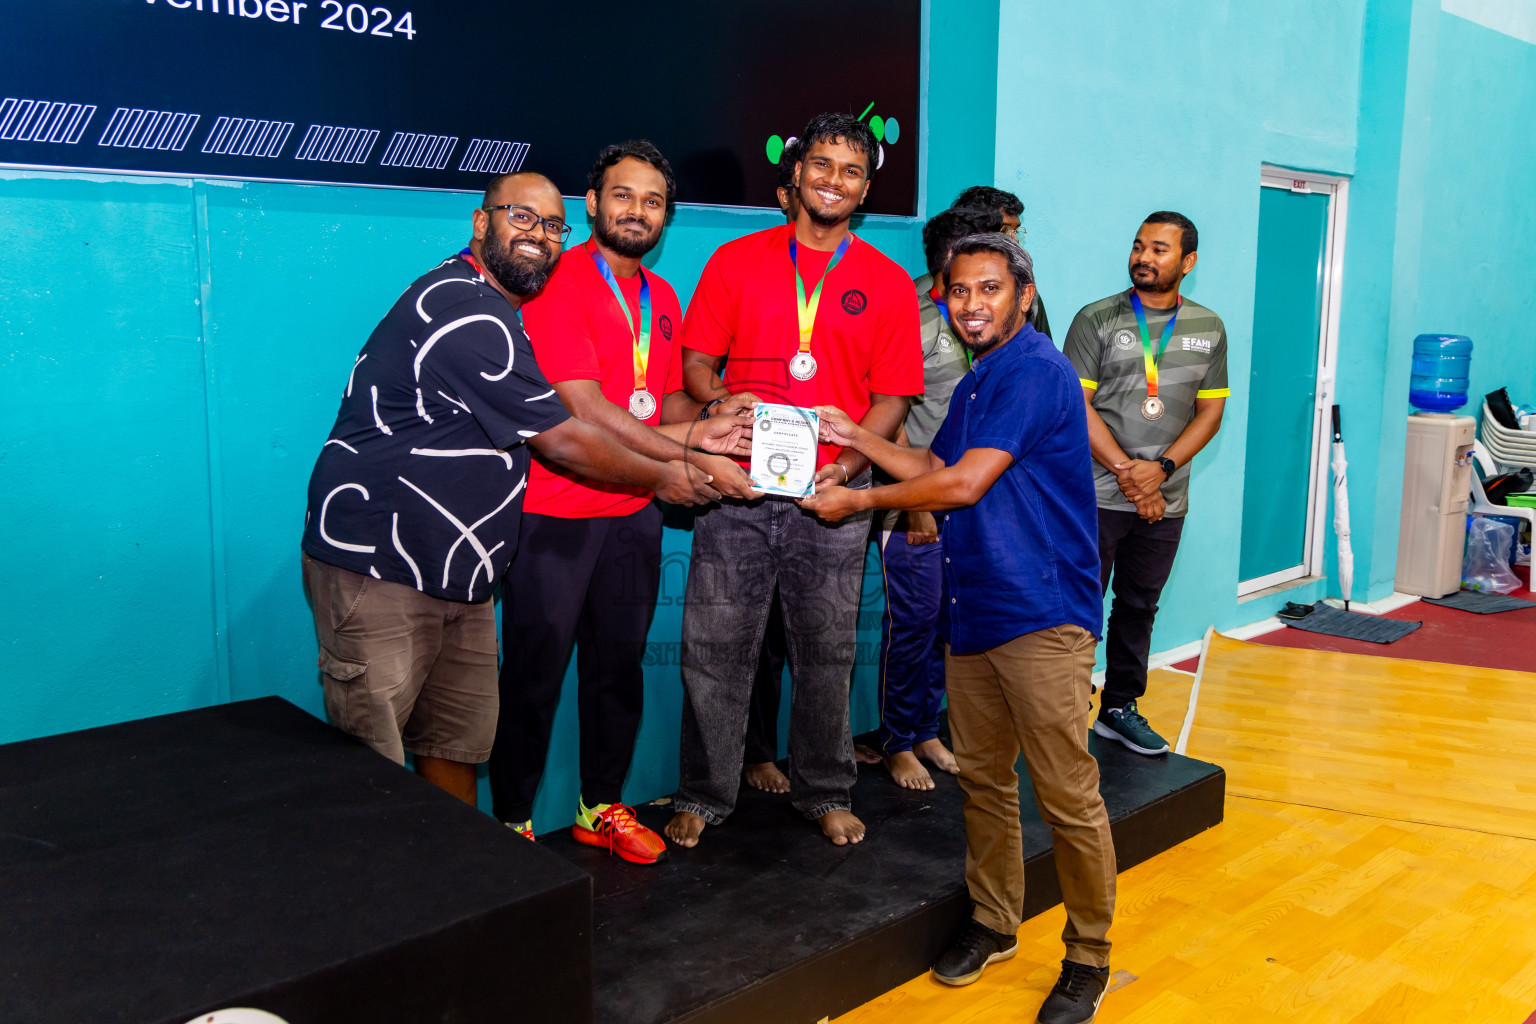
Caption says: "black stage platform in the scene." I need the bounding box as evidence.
[2,701,1222,1024]
[0,698,592,1024]
[543,734,1224,1024]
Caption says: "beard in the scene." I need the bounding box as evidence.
[1129,262,1178,293]
[799,182,852,227]
[956,303,1025,358]
[594,210,662,259]
[481,231,555,296]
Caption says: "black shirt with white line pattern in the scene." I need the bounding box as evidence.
[301,253,569,601]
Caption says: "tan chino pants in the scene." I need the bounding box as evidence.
[945,624,1116,968]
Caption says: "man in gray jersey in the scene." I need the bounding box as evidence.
[953,185,1051,338]
[873,204,1003,790]
[1062,211,1228,756]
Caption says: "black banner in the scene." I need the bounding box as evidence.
[0,0,920,213]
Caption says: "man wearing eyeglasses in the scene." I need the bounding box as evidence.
[951,185,1051,338]
[300,172,721,806]
[487,142,759,862]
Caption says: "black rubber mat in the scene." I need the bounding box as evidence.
[1281,601,1421,643]
[1424,589,1536,614]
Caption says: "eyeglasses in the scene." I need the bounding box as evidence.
[482,204,572,243]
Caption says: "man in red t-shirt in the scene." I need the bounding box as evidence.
[666,113,923,848]
[489,141,758,864]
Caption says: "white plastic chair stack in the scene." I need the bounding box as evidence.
[1478,401,1536,470]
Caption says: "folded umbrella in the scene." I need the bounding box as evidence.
[1332,405,1354,610]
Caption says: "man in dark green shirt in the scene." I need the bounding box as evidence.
[1062,211,1228,757]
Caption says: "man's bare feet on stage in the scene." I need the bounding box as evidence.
[885,750,935,790]
[854,742,882,765]
[915,737,960,775]
[665,811,706,848]
[819,809,866,845]
[742,761,790,793]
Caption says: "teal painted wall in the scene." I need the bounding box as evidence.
[1417,9,1536,417]
[994,0,1533,654]
[922,0,1001,216]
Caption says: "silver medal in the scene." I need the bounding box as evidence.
[1141,396,1165,420]
[628,390,657,420]
[789,352,818,381]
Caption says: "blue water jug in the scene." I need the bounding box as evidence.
[1409,334,1472,413]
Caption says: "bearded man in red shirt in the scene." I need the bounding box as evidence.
[488,142,757,862]
[666,113,924,848]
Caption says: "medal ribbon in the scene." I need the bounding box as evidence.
[1129,290,1181,399]
[588,241,651,393]
[790,234,853,358]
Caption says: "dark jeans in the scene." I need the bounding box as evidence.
[675,473,872,823]
[876,529,945,754]
[488,504,662,823]
[744,591,788,764]
[1097,508,1185,711]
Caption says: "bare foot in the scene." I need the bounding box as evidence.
[743,761,790,794]
[884,750,935,790]
[819,809,866,845]
[914,738,960,775]
[854,742,882,765]
[665,811,706,848]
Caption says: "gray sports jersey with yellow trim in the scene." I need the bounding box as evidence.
[906,272,971,448]
[1062,290,1229,517]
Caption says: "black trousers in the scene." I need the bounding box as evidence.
[1097,508,1185,711]
[489,503,662,823]
[743,591,788,764]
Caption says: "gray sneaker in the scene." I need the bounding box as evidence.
[1093,700,1170,755]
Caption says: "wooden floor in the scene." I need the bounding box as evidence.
[833,641,1536,1024]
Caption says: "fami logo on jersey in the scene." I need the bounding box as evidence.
[841,289,867,315]
[1181,336,1212,354]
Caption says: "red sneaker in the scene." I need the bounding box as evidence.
[572,802,668,865]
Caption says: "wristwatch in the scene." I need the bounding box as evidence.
[1157,456,1176,477]
[700,398,726,420]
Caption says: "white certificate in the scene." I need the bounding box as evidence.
[750,403,820,498]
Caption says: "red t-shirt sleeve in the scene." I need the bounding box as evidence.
[520,263,600,383]
[680,245,738,357]
[867,265,925,396]
[655,281,686,394]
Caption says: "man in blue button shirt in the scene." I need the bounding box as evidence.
[804,234,1114,1024]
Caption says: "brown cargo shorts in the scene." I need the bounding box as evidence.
[301,553,498,764]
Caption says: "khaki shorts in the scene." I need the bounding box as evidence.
[302,553,498,764]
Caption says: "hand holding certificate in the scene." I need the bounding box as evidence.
[750,403,820,497]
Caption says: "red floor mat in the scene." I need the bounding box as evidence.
[1172,568,1536,675]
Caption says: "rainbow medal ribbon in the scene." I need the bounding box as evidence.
[788,234,852,381]
[589,242,655,419]
[1129,290,1181,421]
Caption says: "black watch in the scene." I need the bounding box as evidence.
[1157,456,1176,477]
